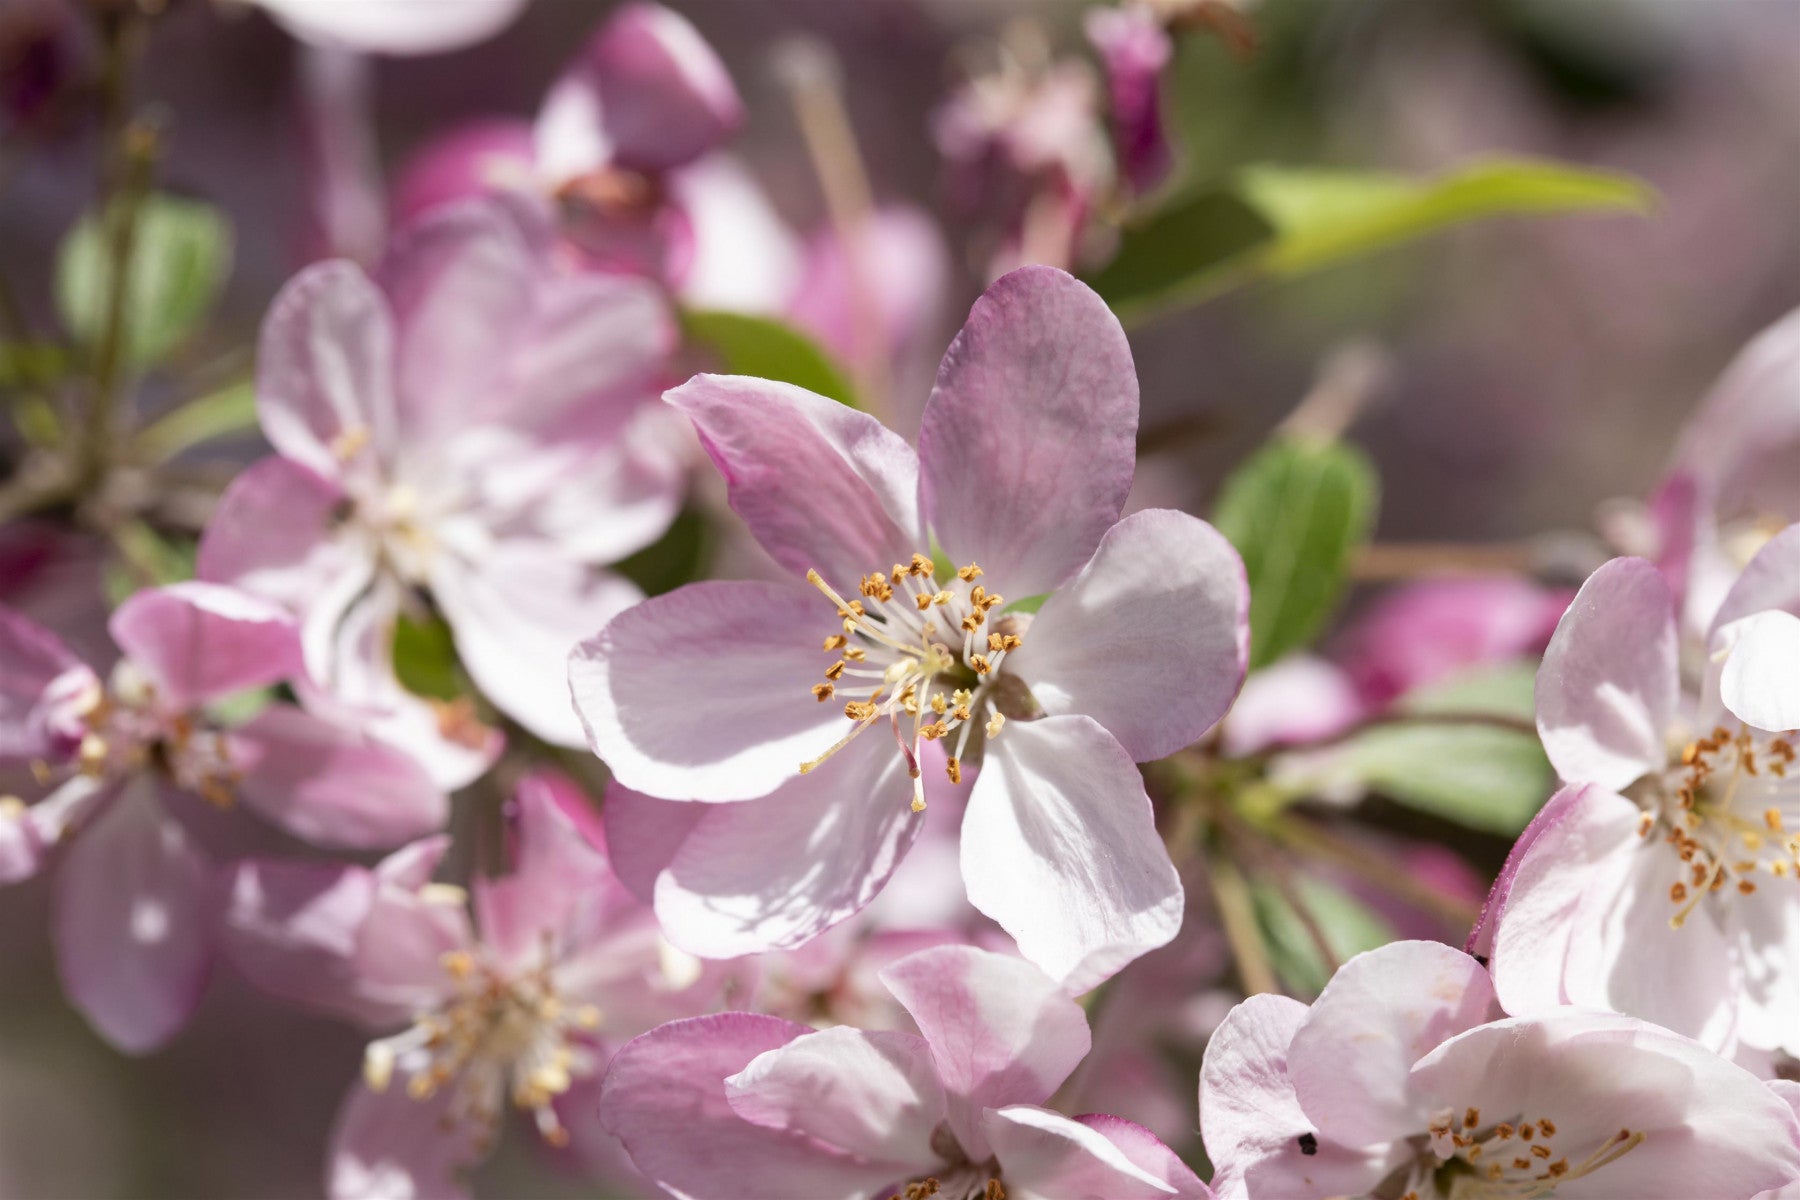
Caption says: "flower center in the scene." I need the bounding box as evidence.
[362,943,600,1150]
[1381,1108,1644,1199]
[1637,726,1800,928]
[802,554,1028,812]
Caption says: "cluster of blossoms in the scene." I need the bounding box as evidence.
[3,1,1799,1198]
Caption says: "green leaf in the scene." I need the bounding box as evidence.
[134,378,258,462]
[681,310,858,408]
[616,507,712,598]
[56,194,233,370]
[1399,661,1540,723]
[1254,876,1396,997]
[1239,158,1654,277]
[1090,157,1651,320]
[392,612,462,703]
[1304,722,1554,835]
[1213,437,1379,669]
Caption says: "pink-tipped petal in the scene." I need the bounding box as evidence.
[326,1082,480,1200]
[1198,993,1393,1200]
[54,781,214,1053]
[959,715,1182,993]
[109,583,303,710]
[1008,509,1248,761]
[552,2,743,175]
[1536,557,1678,790]
[649,727,921,957]
[569,580,845,802]
[725,1027,946,1170]
[221,857,411,1027]
[985,1105,1191,1199]
[432,548,641,748]
[1286,941,1499,1146]
[880,945,1090,1163]
[918,266,1138,599]
[1073,1114,1212,1198]
[601,1013,894,1200]
[666,374,920,589]
[256,260,397,483]
[227,705,447,850]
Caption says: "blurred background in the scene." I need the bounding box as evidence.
[1,0,1796,1195]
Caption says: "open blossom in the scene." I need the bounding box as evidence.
[1199,940,1800,1200]
[0,583,443,1052]
[200,195,680,787]
[1480,526,1800,1057]
[390,2,801,314]
[221,772,712,1199]
[602,944,1212,1200]
[570,265,1249,991]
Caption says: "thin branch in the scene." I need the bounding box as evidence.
[1264,814,1483,933]
[1205,851,1279,997]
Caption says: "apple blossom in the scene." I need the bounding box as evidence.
[570,265,1249,991]
[1481,528,1800,1056]
[200,195,680,786]
[1199,940,1800,1200]
[602,944,1212,1200]
[221,772,714,1199]
[0,583,444,1051]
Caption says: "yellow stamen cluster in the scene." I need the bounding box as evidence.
[1646,727,1800,928]
[800,555,1025,811]
[1422,1107,1643,1196]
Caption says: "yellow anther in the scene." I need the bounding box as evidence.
[970,654,991,674]
[844,700,877,721]
[812,683,835,702]
[825,660,846,681]
[823,634,847,651]
[329,425,371,461]
[946,757,962,784]
[987,712,1006,737]
[915,593,934,611]
[957,563,983,581]
[931,694,948,715]
[932,590,954,606]
[920,723,948,740]
[1767,808,1784,833]
[909,554,934,577]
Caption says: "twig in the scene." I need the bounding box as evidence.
[1263,814,1483,933]
[1205,851,1279,997]
[1351,540,1538,581]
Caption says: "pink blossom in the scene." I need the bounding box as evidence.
[0,583,444,1052]
[247,0,528,55]
[1085,5,1176,196]
[570,266,1250,991]
[221,772,712,1199]
[602,944,1212,1200]
[1199,940,1800,1200]
[200,195,681,787]
[1481,527,1800,1058]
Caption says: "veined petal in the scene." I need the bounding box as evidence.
[569,580,845,802]
[227,705,447,850]
[959,715,1182,993]
[666,374,921,589]
[1069,1115,1211,1198]
[725,1027,946,1170]
[256,260,397,484]
[54,780,214,1054]
[109,582,303,710]
[918,266,1138,599]
[649,726,921,957]
[1008,509,1248,761]
[1719,610,1800,733]
[985,1105,1189,1200]
[600,1013,898,1200]
[1536,557,1678,790]
[1286,941,1498,1147]
[1198,993,1393,1200]
[880,945,1090,1163]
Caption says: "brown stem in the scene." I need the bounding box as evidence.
[1351,541,1538,581]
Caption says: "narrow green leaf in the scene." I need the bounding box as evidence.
[56,194,233,370]
[1399,661,1540,723]
[681,310,858,408]
[1090,157,1651,321]
[1254,877,1396,997]
[1239,158,1654,277]
[1304,722,1555,835]
[1213,437,1379,669]
[392,612,462,703]
[135,378,257,461]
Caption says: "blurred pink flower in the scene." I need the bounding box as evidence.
[601,944,1212,1200]
[570,266,1249,990]
[1199,940,1800,1200]
[222,772,712,1199]
[1481,533,1800,1059]
[0,583,444,1052]
[200,196,681,786]
[1085,5,1176,196]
